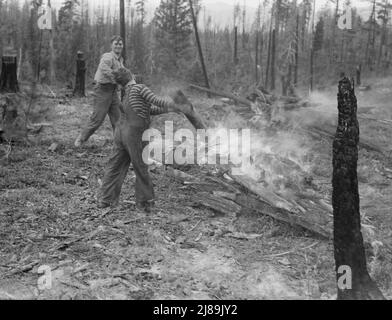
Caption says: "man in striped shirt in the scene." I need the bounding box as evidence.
[98,68,181,212]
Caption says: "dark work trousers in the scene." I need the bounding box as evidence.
[80,83,121,143]
[99,107,154,207]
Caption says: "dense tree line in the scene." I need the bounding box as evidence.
[0,0,391,93]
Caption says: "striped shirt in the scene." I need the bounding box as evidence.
[124,83,170,119]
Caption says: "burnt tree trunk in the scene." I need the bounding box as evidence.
[332,77,385,300]
[189,0,210,93]
[0,54,19,93]
[294,12,299,88]
[234,26,239,65]
[265,23,272,89]
[73,52,86,97]
[120,0,127,63]
[270,29,276,91]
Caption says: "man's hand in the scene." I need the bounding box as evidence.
[167,101,193,115]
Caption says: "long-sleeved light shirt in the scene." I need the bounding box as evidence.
[124,83,171,119]
[94,52,124,84]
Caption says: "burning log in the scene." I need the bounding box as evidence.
[216,190,332,239]
[332,77,385,300]
[228,173,296,213]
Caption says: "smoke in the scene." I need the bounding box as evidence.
[147,88,342,203]
[276,91,337,129]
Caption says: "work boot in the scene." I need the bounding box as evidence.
[97,201,111,209]
[136,201,153,213]
[74,134,84,148]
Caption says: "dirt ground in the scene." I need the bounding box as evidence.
[0,78,392,300]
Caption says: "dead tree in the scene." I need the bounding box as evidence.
[73,51,86,97]
[234,26,239,65]
[332,77,385,300]
[189,0,210,92]
[120,0,127,63]
[0,50,19,93]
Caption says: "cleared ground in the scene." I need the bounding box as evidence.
[0,78,391,300]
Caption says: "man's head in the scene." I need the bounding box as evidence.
[113,68,134,86]
[111,35,124,56]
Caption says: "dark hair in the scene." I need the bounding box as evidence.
[111,35,124,44]
[134,74,144,84]
[113,68,133,85]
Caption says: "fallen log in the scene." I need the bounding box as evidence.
[228,173,297,213]
[309,126,384,155]
[194,192,242,216]
[215,190,332,239]
[189,84,253,107]
[234,193,332,239]
[166,167,197,182]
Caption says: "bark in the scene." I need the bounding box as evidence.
[332,77,385,300]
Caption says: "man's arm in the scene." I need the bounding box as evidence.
[97,53,115,83]
[139,86,171,115]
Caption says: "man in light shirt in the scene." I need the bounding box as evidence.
[74,35,127,147]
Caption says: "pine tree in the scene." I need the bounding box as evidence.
[313,17,324,52]
[57,0,81,81]
[154,0,193,75]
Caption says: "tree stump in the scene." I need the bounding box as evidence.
[332,77,385,300]
[0,49,19,93]
[356,64,361,87]
[73,51,86,97]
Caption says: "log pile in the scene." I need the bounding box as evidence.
[185,170,333,239]
[163,89,334,239]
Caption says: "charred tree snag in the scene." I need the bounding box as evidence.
[332,77,385,300]
[119,0,127,63]
[0,50,19,93]
[73,51,86,97]
[189,0,210,95]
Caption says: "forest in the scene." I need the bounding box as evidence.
[0,0,390,92]
[0,0,392,302]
